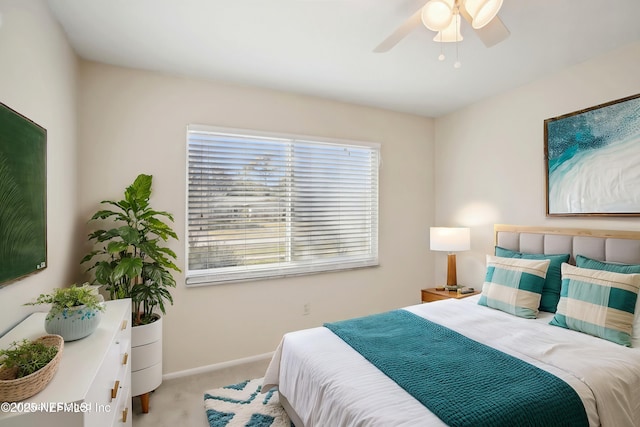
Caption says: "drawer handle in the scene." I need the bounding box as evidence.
[122,352,129,366]
[122,407,129,423]
[111,380,120,399]
[121,320,128,331]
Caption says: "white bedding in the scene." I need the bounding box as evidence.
[263,296,640,427]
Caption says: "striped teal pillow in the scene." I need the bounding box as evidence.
[479,255,550,318]
[495,246,570,313]
[550,263,640,346]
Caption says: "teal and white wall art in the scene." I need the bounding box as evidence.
[545,93,640,216]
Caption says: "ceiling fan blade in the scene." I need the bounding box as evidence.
[373,8,423,53]
[473,15,510,47]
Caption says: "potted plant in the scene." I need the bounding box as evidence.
[81,173,180,413]
[25,283,105,341]
[0,335,64,402]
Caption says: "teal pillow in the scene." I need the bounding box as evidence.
[479,255,550,319]
[576,255,640,274]
[550,263,640,346]
[495,246,570,313]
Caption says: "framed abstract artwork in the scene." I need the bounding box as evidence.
[545,93,640,216]
[0,103,47,286]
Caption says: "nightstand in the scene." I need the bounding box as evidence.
[421,287,481,303]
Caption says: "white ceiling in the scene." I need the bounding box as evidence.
[47,0,640,117]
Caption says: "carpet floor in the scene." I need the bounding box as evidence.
[204,377,292,427]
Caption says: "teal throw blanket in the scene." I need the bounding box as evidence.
[325,310,588,427]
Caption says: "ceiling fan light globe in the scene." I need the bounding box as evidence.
[465,0,503,29]
[421,0,455,31]
[432,18,463,43]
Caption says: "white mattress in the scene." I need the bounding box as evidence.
[263,296,640,427]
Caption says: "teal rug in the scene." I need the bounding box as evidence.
[204,378,292,427]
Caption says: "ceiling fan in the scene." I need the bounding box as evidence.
[374,0,510,59]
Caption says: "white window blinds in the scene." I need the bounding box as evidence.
[186,126,379,285]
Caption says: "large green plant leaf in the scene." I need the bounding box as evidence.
[94,228,121,242]
[117,226,140,245]
[113,257,143,282]
[145,216,178,240]
[137,240,180,270]
[139,209,174,221]
[102,199,130,212]
[87,229,107,241]
[156,246,179,261]
[125,174,152,209]
[143,263,177,288]
[107,241,129,254]
[90,209,124,221]
[80,250,101,264]
[158,267,177,287]
[95,261,114,284]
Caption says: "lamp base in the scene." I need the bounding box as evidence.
[446,253,458,288]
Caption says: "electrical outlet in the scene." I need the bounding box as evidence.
[303,303,311,316]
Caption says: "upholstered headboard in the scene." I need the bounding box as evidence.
[494,224,640,265]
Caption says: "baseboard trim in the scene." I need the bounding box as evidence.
[163,351,274,381]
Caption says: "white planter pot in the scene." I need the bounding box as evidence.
[131,315,163,397]
[45,305,102,342]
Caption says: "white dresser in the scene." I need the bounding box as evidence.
[0,299,132,427]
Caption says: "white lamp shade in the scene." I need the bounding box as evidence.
[421,0,455,31]
[432,17,463,42]
[430,227,471,252]
[464,0,503,29]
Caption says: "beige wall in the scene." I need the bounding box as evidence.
[433,41,640,287]
[0,0,78,334]
[76,62,435,374]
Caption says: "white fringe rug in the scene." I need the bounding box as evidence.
[204,378,292,427]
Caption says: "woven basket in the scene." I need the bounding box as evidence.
[0,335,64,402]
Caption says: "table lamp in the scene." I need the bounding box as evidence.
[430,227,470,290]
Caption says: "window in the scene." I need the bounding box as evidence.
[186,125,379,285]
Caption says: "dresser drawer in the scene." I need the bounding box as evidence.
[112,381,131,426]
[84,306,131,427]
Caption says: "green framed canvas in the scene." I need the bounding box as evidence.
[0,103,47,286]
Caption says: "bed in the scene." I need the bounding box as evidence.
[263,225,640,426]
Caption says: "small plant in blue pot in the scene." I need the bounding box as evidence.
[25,283,105,341]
